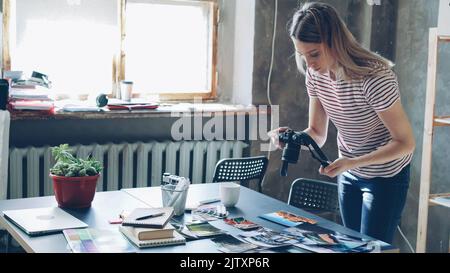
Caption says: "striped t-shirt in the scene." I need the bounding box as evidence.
[305,67,412,178]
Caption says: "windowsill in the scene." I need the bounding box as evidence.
[10,103,269,121]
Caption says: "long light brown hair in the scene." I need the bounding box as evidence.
[289,2,393,80]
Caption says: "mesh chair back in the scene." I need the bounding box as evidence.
[212,156,268,192]
[288,178,339,212]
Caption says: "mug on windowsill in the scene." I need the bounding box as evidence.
[120,80,133,101]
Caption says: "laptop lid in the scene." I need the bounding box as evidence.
[2,207,88,236]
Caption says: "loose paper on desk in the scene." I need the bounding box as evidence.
[61,104,101,112]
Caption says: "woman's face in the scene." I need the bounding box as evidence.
[292,38,335,74]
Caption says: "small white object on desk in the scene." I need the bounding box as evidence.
[219,182,240,207]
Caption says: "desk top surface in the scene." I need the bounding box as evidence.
[0,183,396,253]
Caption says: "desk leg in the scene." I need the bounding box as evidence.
[0,230,9,253]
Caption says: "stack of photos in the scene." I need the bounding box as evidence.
[224,217,261,230]
[238,227,298,248]
[185,221,227,238]
[259,210,317,227]
[192,204,228,221]
[245,245,312,253]
[281,224,381,253]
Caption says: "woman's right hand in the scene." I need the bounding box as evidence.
[268,127,290,149]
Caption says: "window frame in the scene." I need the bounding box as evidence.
[2,0,219,101]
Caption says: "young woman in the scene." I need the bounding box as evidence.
[276,2,415,244]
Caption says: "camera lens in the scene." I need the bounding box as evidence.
[282,143,300,164]
[280,161,289,176]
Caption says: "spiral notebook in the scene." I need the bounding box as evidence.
[119,225,186,248]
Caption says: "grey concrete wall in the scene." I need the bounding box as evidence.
[251,0,450,252]
[395,0,449,253]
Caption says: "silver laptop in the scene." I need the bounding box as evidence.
[2,207,88,236]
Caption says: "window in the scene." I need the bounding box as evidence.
[3,0,218,100]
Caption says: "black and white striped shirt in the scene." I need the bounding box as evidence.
[306,67,412,178]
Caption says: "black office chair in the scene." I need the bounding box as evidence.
[288,178,340,223]
[212,156,268,192]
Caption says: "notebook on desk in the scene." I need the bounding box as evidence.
[122,207,174,229]
[2,207,88,236]
[119,226,185,248]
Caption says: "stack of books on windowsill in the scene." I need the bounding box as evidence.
[118,207,186,248]
[9,87,52,101]
[8,85,54,114]
[7,101,55,117]
[8,100,54,111]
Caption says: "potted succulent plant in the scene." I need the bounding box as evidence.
[50,144,103,208]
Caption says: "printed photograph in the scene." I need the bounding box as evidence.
[185,222,227,237]
[211,234,259,253]
[224,217,261,230]
[238,227,297,248]
[259,210,317,227]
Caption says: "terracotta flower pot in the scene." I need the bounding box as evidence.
[50,174,99,208]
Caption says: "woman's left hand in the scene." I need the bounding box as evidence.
[319,157,357,178]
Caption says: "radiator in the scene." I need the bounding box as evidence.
[7,140,248,199]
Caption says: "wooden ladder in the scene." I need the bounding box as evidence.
[416,28,450,253]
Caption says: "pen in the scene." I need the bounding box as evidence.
[135,212,165,221]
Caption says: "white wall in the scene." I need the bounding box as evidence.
[216,0,254,105]
[231,0,254,105]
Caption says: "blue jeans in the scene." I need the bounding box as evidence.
[337,165,410,244]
